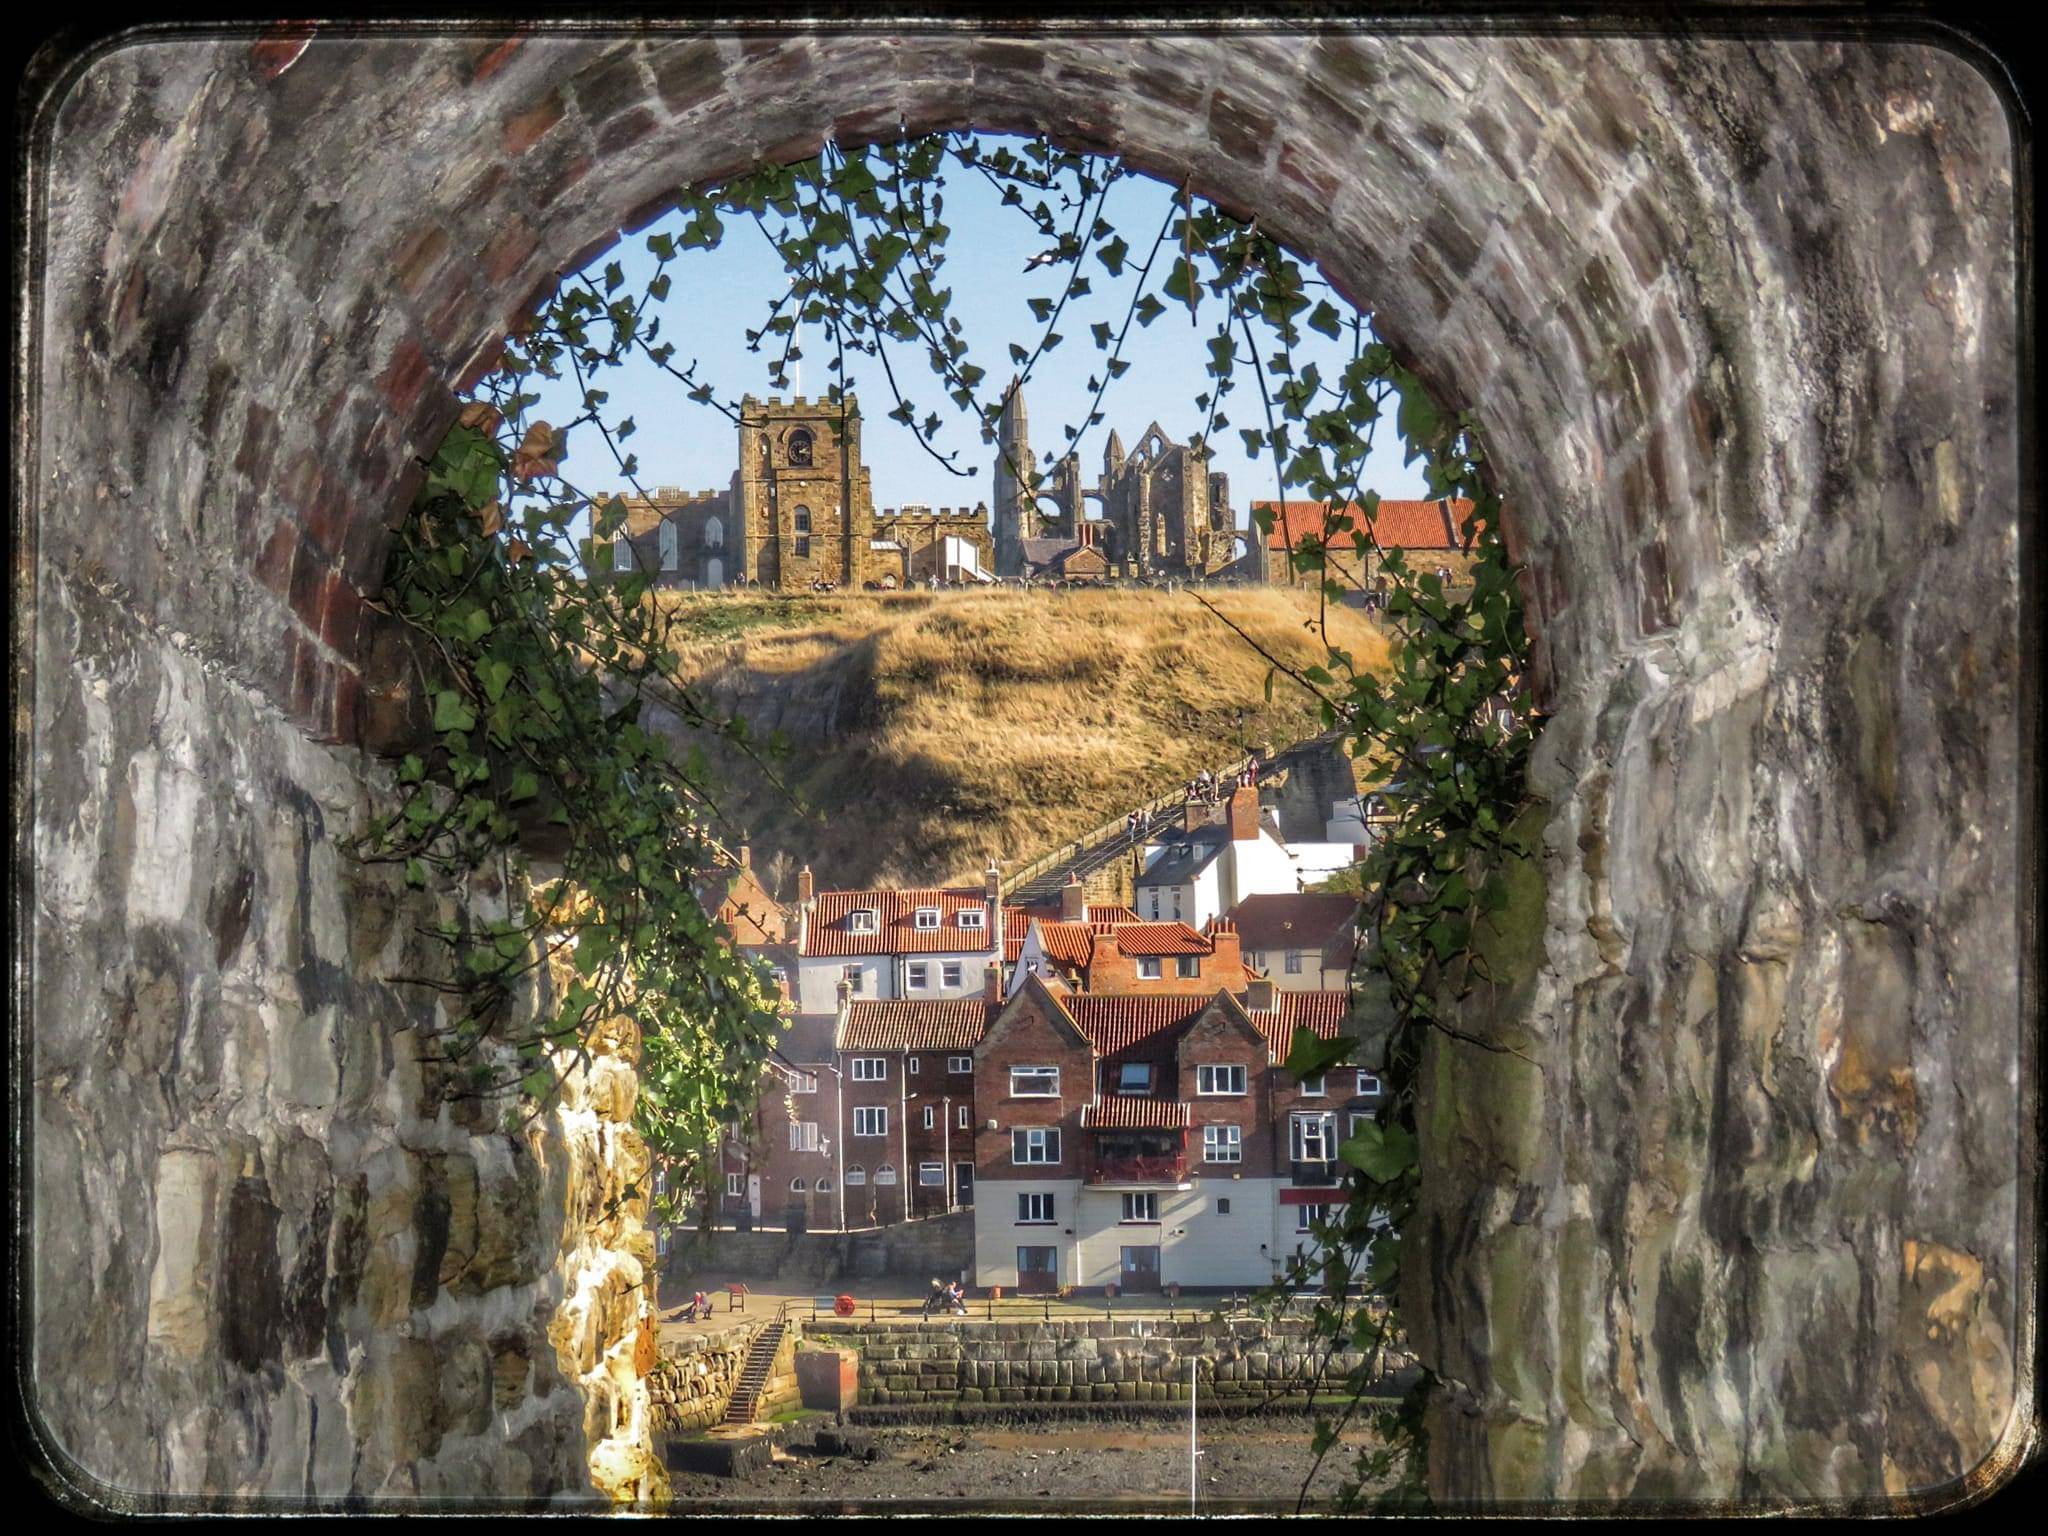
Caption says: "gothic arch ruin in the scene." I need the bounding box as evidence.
[20,24,2026,1510]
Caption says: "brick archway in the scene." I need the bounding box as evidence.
[22,25,2025,1510]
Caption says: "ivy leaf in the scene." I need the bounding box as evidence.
[433,690,477,734]
[1284,1025,1354,1082]
[1133,293,1165,328]
[477,657,514,703]
[1307,299,1342,339]
[1095,235,1129,275]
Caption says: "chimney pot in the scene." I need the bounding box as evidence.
[984,860,1001,903]
[798,864,816,905]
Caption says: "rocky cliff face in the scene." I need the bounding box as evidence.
[27,570,660,1509]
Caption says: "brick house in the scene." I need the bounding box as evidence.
[1255,497,1482,593]
[970,975,1374,1292]
[1002,888,1138,985]
[713,1011,841,1231]
[1008,911,1249,995]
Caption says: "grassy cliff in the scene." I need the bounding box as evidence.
[655,587,1388,891]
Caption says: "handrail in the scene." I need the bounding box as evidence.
[1000,754,1254,899]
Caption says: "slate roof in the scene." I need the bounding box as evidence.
[768,1012,843,1066]
[1135,825,1230,887]
[1227,893,1361,960]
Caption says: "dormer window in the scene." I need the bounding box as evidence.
[1116,1062,1153,1095]
[914,907,941,930]
[847,909,879,934]
[957,909,986,931]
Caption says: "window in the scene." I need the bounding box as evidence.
[942,962,963,987]
[790,1071,818,1094]
[790,1177,808,1193]
[1120,1192,1159,1223]
[1356,1072,1382,1097]
[850,1058,886,1082]
[793,504,813,532]
[1299,1074,1327,1097]
[875,1164,897,1186]
[958,1104,971,1129]
[1137,957,1163,979]
[908,962,929,989]
[1012,1128,1061,1165]
[1296,1203,1330,1234]
[1171,889,1183,920]
[1148,893,1161,919]
[704,515,724,549]
[1215,1198,1231,1215]
[1197,1064,1246,1096]
[611,528,631,572]
[846,1165,866,1186]
[1348,1113,1370,1139]
[795,535,811,558]
[816,1175,832,1193]
[1117,1062,1153,1095]
[842,964,865,995]
[948,1055,974,1074]
[956,909,985,931]
[1175,955,1200,979]
[789,1122,821,1152]
[1284,949,1304,975]
[908,1056,920,1075]
[1009,1066,1059,1097]
[922,1105,934,1130]
[914,906,941,929]
[1018,1192,1056,1224]
[725,1173,743,1197]
[1202,1124,1242,1163]
[847,909,879,934]
[918,1163,944,1187]
[659,520,679,571]
[853,1106,888,1137]
[1291,1112,1337,1162]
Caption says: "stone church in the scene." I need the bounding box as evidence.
[990,378,1246,581]
[603,392,993,591]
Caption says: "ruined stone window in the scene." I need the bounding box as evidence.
[659,520,678,571]
[704,515,724,549]
[787,429,813,466]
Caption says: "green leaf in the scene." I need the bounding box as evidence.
[1095,235,1129,275]
[1133,293,1165,327]
[433,690,477,734]
[1307,299,1342,339]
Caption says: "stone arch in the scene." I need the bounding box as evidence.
[703,513,723,549]
[22,25,2023,1512]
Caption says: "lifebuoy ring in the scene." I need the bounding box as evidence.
[834,1294,857,1317]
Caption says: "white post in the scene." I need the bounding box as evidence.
[1189,1353,1199,1513]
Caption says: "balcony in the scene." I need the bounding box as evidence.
[1089,1153,1189,1188]
[1289,1157,1340,1187]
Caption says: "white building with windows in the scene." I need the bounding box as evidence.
[792,867,1003,1014]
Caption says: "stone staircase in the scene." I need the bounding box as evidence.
[721,1314,789,1426]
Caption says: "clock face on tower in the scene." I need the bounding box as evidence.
[787,429,813,467]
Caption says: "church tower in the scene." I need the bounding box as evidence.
[992,377,1037,578]
[736,393,875,590]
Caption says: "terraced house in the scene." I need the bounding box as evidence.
[790,864,1003,1013]
[971,974,1374,1294]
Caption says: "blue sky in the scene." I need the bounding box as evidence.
[525,134,1434,526]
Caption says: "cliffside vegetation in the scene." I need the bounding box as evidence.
[653,585,1389,890]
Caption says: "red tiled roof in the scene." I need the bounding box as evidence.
[1248,991,1351,1058]
[1254,498,1476,553]
[1080,1097,1191,1130]
[1003,903,1140,962]
[1060,993,1217,1055]
[836,999,993,1052]
[803,888,998,957]
[1108,922,1213,956]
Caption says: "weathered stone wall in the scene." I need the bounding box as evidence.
[647,1332,747,1436]
[24,24,2025,1513]
[807,1318,1400,1406]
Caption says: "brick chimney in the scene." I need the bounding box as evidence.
[1060,873,1086,921]
[798,864,815,906]
[983,962,1004,1005]
[739,842,752,871]
[1245,975,1275,1011]
[1228,784,1260,842]
[984,859,1002,902]
[1208,921,1243,979]
[836,976,853,1011]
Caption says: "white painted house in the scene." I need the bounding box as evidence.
[792,865,1003,1015]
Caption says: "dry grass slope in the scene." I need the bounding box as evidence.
[656,587,1388,890]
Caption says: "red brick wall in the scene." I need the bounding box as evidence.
[974,991,1090,1185]
[1176,1009,1275,1178]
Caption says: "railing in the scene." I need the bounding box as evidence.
[999,760,1251,901]
[1090,1154,1188,1185]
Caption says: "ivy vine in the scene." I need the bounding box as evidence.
[360,128,1534,1508]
